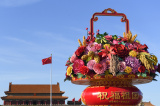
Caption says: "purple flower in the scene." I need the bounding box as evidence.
[151,66,158,73]
[125,56,141,74]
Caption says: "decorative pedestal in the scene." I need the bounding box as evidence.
[72,75,152,105]
[81,86,142,106]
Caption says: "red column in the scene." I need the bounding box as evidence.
[4,100,5,105]
[16,101,18,105]
[38,101,40,105]
[10,101,11,105]
[63,101,65,104]
[23,101,24,105]
[45,101,46,105]
[57,101,59,104]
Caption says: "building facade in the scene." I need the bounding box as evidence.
[1,82,68,105]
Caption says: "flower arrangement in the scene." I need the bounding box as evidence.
[65,30,160,81]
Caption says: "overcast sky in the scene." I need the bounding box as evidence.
[0,0,160,105]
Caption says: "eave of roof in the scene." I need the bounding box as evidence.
[5,91,65,94]
[7,83,63,93]
[1,96,68,100]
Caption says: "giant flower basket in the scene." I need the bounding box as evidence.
[65,8,160,106]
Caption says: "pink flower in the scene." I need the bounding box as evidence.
[93,59,107,74]
[86,42,102,52]
[99,59,107,71]
[70,53,78,63]
[113,40,120,44]
[95,43,102,51]
[72,59,84,74]
[118,62,126,72]
[104,35,112,41]
[87,60,96,70]
[127,43,137,50]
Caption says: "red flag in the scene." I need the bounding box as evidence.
[42,56,52,65]
[72,98,75,102]
[78,98,81,102]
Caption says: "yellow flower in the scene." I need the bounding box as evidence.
[103,44,110,49]
[129,50,137,57]
[67,66,73,76]
[94,55,100,63]
[81,55,88,60]
[151,55,158,65]
[135,40,140,43]
[88,51,94,57]
[124,66,132,74]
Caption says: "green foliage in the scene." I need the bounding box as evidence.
[77,73,85,78]
[95,32,108,44]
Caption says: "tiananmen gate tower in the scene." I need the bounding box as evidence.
[1,82,68,105]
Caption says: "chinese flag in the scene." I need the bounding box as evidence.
[42,56,52,65]
[72,98,75,102]
[78,98,81,102]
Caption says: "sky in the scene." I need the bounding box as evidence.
[0,0,160,105]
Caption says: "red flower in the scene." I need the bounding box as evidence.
[120,37,128,42]
[101,46,116,59]
[138,66,145,73]
[86,36,95,44]
[87,70,96,78]
[75,46,86,56]
[65,60,71,66]
[104,35,112,41]
[80,66,89,75]
[113,44,129,58]
[133,42,148,52]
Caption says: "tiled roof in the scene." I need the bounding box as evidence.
[1,96,68,100]
[5,82,64,94]
[143,101,155,106]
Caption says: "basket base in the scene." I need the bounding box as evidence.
[81,85,142,105]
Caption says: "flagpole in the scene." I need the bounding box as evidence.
[50,54,52,106]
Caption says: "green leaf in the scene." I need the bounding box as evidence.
[95,38,101,43]
[82,75,86,78]
[120,41,126,45]
[152,79,157,81]
[142,73,147,77]
[112,35,118,40]
[137,73,141,77]
[86,56,92,62]
[118,57,123,61]
[117,72,125,76]
[77,73,85,78]
[69,63,73,66]
[104,32,108,35]
[64,77,71,82]
[96,34,100,38]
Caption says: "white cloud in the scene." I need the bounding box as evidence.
[68,27,86,35]
[4,36,34,45]
[0,0,41,7]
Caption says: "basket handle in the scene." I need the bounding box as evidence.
[90,8,129,40]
